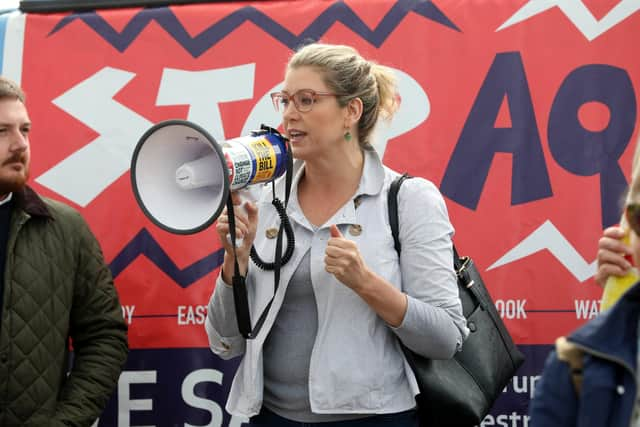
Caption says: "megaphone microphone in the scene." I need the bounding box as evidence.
[130,119,289,235]
[174,153,221,190]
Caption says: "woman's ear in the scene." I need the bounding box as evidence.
[344,97,363,127]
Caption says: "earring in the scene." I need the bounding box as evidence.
[344,131,352,142]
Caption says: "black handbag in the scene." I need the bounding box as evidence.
[388,173,525,427]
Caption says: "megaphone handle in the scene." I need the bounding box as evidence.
[231,273,252,337]
[225,193,258,338]
[228,149,294,340]
[225,193,249,331]
[226,191,277,340]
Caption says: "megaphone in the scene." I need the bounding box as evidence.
[130,119,290,235]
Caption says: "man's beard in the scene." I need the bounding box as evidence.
[0,157,29,195]
[0,174,28,195]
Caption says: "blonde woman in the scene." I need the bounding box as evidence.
[206,43,467,426]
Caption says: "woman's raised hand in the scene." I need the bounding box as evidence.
[216,192,259,283]
[595,225,633,287]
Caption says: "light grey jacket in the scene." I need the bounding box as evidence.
[206,147,468,418]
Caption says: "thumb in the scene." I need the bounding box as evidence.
[329,224,343,238]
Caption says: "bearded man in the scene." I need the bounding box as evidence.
[0,76,128,427]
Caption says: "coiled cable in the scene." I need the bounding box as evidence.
[249,197,295,270]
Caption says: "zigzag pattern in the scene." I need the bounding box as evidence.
[62,0,458,286]
[109,228,225,287]
[49,0,459,57]
[487,220,596,282]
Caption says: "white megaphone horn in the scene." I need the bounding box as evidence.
[130,119,290,235]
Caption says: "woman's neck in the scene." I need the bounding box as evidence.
[296,146,365,226]
[301,146,364,194]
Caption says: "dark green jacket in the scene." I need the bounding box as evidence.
[0,186,128,426]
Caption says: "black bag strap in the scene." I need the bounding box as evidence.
[389,173,411,254]
[388,173,480,288]
[389,172,462,261]
[389,173,464,264]
[388,173,523,368]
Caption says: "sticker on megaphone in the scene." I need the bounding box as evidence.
[175,131,288,191]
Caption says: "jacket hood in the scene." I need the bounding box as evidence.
[569,280,640,369]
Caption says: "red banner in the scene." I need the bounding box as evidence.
[3,0,639,424]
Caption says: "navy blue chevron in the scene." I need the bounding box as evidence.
[109,227,224,288]
[49,0,459,57]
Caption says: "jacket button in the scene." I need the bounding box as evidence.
[617,385,625,395]
[265,228,278,239]
[349,224,362,236]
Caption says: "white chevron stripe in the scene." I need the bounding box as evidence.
[497,0,640,41]
[487,220,597,282]
[37,67,153,206]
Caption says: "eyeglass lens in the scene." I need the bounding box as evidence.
[273,90,317,112]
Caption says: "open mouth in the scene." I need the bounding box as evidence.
[287,130,306,141]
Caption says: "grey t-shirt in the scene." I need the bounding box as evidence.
[262,249,368,422]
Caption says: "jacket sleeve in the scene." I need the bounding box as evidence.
[205,274,247,360]
[529,349,578,426]
[391,177,468,358]
[54,214,129,426]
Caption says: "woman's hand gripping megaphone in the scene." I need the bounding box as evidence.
[216,188,259,284]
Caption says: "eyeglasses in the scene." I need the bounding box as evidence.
[626,203,640,236]
[270,89,342,113]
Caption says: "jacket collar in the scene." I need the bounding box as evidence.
[287,146,386,198]
[569,281,640,369]
[12,186,52,219]
[282,146,386,228]
[356,146,387,197]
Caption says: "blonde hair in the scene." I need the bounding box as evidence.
[0,76,25,103]
[623,137,640,206]
[287,43,398,148]
[617,136,640,230]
